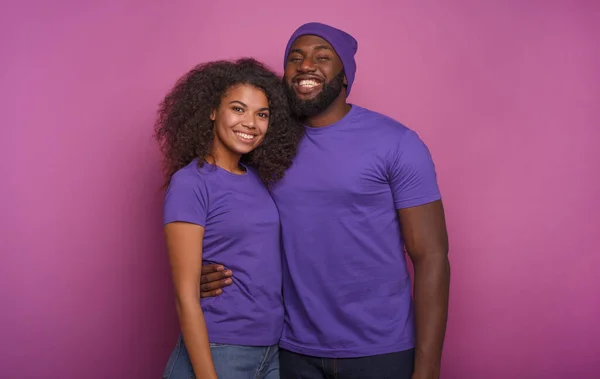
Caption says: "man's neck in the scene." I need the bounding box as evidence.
[306,96,352,128]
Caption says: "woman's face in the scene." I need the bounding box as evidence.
[210,84,270,156]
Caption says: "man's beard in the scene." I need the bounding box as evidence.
[286,70,345,118]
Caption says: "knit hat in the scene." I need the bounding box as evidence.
[284,22,358,96]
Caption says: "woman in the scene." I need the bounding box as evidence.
[155,58,302,379]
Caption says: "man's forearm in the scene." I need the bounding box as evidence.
[412,254,450,378]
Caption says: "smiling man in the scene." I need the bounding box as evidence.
[201,22,450,379]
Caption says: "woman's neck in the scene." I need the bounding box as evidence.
[205,147,243,174]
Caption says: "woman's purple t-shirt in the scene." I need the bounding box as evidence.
[163,160,283,346]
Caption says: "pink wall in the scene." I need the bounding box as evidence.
[1,0,598,378]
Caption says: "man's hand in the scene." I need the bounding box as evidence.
[411,369,441,379]
[200,264,233,298]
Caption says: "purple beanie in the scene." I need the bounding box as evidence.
[284,22,358,96]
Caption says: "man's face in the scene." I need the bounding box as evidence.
[284,35,346,118]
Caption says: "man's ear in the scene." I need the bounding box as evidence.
[343,75,348,86]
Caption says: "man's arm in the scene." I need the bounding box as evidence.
[400,200,450,379]
[199,264,233,297]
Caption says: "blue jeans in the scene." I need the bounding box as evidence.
[279,348,415,379]
[162,335,279,379]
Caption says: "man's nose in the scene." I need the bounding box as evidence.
[298,57,316,72]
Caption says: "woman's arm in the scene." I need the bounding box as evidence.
[165,222,218,379]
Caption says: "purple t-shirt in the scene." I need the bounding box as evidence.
[270,105,441,358]
[163,159,283,346]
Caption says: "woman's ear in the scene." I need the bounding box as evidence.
[210,109,216,121]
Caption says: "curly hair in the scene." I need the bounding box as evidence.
[155,58,303,188]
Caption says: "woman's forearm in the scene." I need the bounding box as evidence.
[176,300,218,379]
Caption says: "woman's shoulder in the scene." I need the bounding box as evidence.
[169,160,218,192]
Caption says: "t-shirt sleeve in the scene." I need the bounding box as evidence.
[163,172,208,226]
[387,129,442,210]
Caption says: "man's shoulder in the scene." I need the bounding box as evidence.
[352,105,412,140]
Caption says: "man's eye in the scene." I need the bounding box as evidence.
[317,56,330,61]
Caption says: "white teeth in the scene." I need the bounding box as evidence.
[298,80,320,88]
[235,132,255,140]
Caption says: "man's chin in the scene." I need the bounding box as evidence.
[293,90,321,101]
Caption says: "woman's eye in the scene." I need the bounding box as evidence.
[258,113,269,119]
[232,107,243,112]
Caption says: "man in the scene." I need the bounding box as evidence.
[200,22,450,379]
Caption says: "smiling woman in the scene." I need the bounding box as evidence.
[209,84,271,173]
[154,58,303,379]
[156,58,303,187]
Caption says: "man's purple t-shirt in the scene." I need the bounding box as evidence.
[163,159,284,346]
[270,105,441,358]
